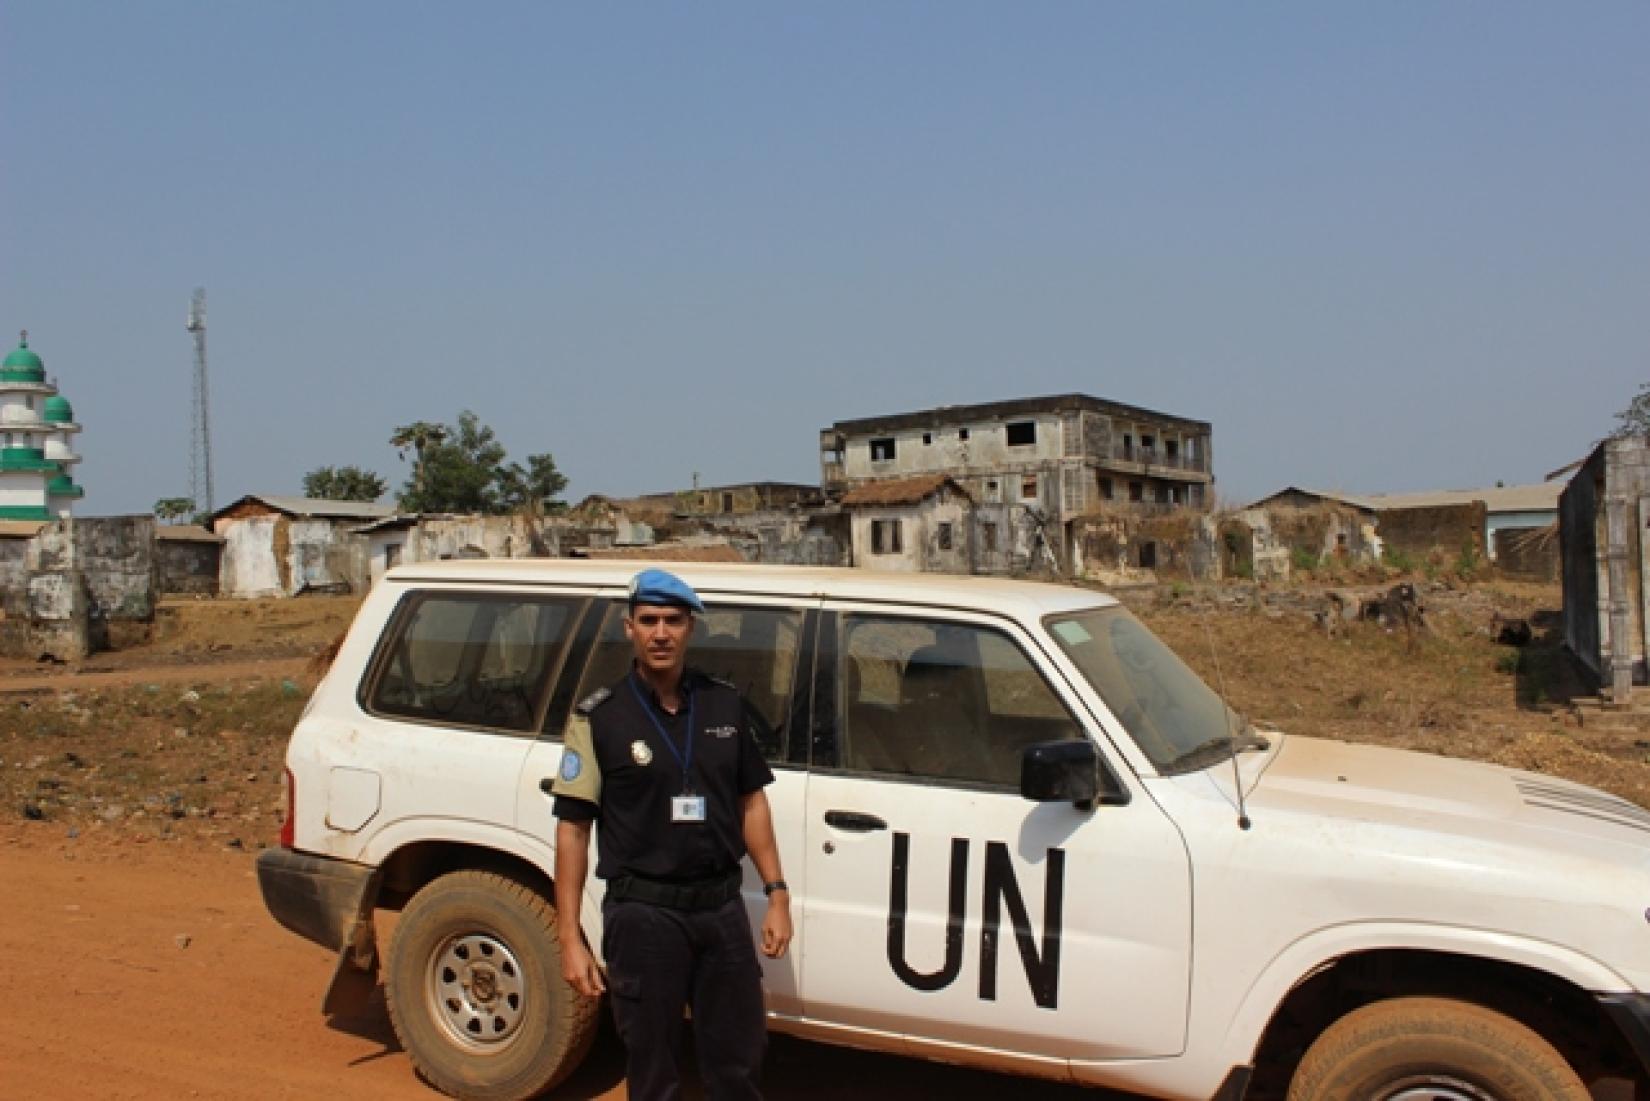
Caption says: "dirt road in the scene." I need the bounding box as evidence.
[0,826,1119,1101]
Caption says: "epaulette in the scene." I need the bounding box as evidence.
[574,687,613,715]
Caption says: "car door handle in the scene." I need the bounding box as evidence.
[824,810,887,832]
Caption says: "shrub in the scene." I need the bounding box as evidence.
[1382,548,1417,573]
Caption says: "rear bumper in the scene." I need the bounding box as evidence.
[256,847,378,951]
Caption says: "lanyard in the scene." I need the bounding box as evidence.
[628,672,695,791]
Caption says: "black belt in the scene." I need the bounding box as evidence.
[606,869,742,912]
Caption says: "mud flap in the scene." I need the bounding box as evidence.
[321,886,382,1017]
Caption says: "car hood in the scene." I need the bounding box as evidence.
[1245,734,1650,856]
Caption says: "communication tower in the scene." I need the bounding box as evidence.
[185,288,214,515]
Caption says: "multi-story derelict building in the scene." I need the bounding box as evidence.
[0,332,83,520]
[820,394,1212,573]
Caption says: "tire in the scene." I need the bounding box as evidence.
[385,870,599,1101]
[1287,996,1589,1101]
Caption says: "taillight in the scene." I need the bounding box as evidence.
[278,766,295,848]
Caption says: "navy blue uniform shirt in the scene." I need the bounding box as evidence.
[552,667,775,883]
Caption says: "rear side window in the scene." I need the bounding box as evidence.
[567,601,803,763]
[365,593,581,733]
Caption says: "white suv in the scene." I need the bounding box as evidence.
[259,559,1650,1100]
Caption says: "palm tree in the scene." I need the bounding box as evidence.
[390,421,449,507]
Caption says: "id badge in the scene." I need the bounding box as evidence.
[671,795,707,823]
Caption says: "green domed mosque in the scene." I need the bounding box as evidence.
[0,331,84,519]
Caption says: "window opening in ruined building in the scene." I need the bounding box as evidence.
[1006,421,1036,447]
[922,432,932,445]
[1021,475,1039,501]
[958,427,970,441]
[871,519,903,554]
[1122,433,1134,460]
[870,438,897,462]
[1157,484,1172,505]
[1165,439,1179,464]
[1189,485,1203,507]
[722,492,735,513]
[938,522,953,550]
[982,522,998,552]
[1140,542,1157,569]
[1141,434,1156,458]
[1129,481,1144,502]
[1099,476,1114,500]
[385,543,402,569]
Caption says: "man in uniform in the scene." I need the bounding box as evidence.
[552,568,792,1101]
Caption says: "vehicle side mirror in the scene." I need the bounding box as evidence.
[1021,739,1126,808]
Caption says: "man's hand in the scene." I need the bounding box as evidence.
[561,940,607,998]
[760,892,793,959]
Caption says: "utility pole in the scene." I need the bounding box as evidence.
[185,288,214,515]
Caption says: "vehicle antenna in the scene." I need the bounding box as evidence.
[1200,613,1252,831]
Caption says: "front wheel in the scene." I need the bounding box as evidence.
[1287,996,1589,1101]
[385,870,599,1101]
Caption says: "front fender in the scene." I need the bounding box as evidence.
[1218,920,1635,1062]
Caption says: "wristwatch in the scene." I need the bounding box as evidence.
[763,879,789,896]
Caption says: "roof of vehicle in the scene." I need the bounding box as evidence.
[382,558,1117,617]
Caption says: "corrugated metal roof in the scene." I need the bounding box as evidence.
[1371,483,1563,513]
[581,543,747,563]
[156,524,223,543]
[213,494,397,521]
[1254,483,1562,515]
[840,474,965,507]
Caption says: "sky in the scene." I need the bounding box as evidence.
[2,2,1645,515]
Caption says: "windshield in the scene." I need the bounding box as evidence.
[1046,606,1247,774]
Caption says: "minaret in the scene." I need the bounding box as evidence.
[0,331,83,519]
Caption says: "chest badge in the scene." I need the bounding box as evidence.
[630,740,654,766]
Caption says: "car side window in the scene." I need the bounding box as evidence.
[566,601,803,763]
[365,593,578,734]
[838,614,1083,787]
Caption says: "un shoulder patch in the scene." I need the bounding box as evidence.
[560,750,583,781]
[575,687,612,715]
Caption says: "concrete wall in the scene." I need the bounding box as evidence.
[74,516,157,649]
[850,494,974,574]
[1376,503,1486,564]
[1560,438,1650,700]
[1493,526,1560,582]
[689,509,848,567]
[217,515,371,597]
[157,540,221,595]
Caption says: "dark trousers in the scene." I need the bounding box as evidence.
[601,895,767,1101]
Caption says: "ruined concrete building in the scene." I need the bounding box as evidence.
[820,394,1214,573]
[212,494,395,597]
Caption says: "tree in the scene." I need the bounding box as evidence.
[303,465,388,502]
[1614,382,1650,439]
[153,497,197,524]
[394,411,568,515]
[390,420,450,505]
[498,452,570,515]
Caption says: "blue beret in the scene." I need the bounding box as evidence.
[627,568,704,613]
